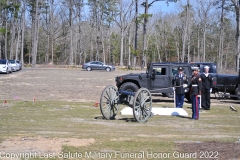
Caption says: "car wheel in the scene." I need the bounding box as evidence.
[86,67,92,71]
[234,87,240,100]
[119,82,139,92]
[105,67,111,72]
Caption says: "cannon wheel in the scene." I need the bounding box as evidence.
[133,88,152,122]
[100,85,119,120]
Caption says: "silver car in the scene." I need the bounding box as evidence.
[82,61,115,72]
[16,60,22,70]
[9,60,19,71]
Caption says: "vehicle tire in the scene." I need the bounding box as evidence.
[119,82,139,92]
[234,87,240,100]
[86,67,92,71]
[105,67,111,72]
[162,93,174,98]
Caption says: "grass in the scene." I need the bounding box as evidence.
[0,100,239,160]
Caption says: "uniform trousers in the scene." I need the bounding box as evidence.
[201,88,211,110]
[175,94,185,108]
[191,95,200,120]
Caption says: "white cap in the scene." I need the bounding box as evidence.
[204,66,210,69]
[191,67,199,71]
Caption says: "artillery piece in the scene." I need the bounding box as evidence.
[100,85,153,122]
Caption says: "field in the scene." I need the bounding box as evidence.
[0,67,240,160]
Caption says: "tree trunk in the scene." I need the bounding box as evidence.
[100,22,106,64]
[182,0,190,62]
[142,0,148,69]
[232,0,240,71]
[15,28,20,60]
[187,34,191,63]
[203,23,206,62]
[120,27,124,66]
[128,27,131,67]
[69,5,73,65]
[31,0,38,67]
[154,34,161,62]
[90,25,93,61]
[20,0,26,64]
[9,21,15,59]
[218,0,225,72]
[197,26,200,62]
[134,0,138,69]
[5,21,8,59]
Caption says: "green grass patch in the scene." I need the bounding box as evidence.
[0,100,239,159]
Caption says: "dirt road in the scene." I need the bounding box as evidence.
[0,67,238,106]
[0,68,142,102]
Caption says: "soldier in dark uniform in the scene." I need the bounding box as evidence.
[201,66,213,110]
[189,68,202,120]
[173,67,188,108]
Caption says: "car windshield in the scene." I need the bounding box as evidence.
[0,60,7,64]
[10,60,15,63]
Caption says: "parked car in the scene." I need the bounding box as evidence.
[9,60,19,71]
[16,60,22,70]
[82,61,115,72]
[0,59,12,74]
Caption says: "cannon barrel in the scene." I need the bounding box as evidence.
[118,90,135,96]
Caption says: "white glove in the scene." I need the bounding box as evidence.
[183,84,188,88]
[210,88,212,93]
[173,87,175,91]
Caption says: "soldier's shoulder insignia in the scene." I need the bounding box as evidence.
[199,78,202,81]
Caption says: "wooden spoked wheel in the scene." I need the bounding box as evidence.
[133,88,152,122]
[100,85,119,120]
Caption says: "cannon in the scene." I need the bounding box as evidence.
[100,85,153,122]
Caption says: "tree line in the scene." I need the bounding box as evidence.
[1,0,240,71]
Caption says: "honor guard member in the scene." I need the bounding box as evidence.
[189,67,202,120]
[201,66,213,110]
[173,67,188,108]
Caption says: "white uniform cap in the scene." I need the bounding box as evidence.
[204,66,210,69]
[191,67,199,71]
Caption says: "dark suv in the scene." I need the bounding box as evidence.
[115,62,193,101]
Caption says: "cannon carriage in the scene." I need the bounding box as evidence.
[100,85,153,122]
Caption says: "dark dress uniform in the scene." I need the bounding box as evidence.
[173,69,188,108]
[189,73,202,120]
[201,73,213,110]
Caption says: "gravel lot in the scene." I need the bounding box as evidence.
[0,68,143,102]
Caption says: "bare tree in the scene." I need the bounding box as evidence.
[181,0,190,62]
[196,0,213,62]
[30,0,40,67]
[231,0,240,71]
[115,0,134,66]
[20,0,26,64]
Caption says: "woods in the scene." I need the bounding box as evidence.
[0,0,240,71]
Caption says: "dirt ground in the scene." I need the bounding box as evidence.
[0,67,240,160]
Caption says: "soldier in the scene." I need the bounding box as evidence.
[173,67,188,108]
[189,68,202,120]
[201,66,213,110]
